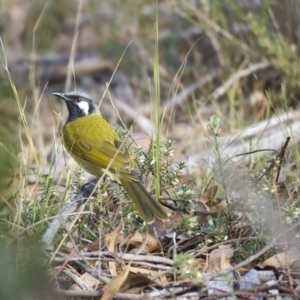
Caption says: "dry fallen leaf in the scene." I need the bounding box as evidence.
[102,265,130,300]
[120,273,156,292]
[126,231,161,253]
[102,230,162,253]
[207,245,234,273]
[87,237,100,252]
[260,249,300,269]
[108,223,124,276]
[128,266,157,275]
[73,272,100,290]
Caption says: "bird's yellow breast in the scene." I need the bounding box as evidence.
[63,114,119,147]
[62,114,122,177]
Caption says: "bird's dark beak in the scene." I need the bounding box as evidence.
[52,92,69,101]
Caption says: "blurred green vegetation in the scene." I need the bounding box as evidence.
[0,89,19,222]
[0,1,299,104]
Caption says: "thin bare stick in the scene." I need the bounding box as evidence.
[165,70,218,112]
[65,0,83,92]
[209,61,270,100]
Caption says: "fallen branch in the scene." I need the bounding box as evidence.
[209,61,271,100]
[187,109,300,169]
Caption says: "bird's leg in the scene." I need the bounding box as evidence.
[79,177,99,198]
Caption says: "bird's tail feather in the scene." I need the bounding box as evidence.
[120,179,169,223]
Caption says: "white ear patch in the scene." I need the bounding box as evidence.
[77,101,89,115]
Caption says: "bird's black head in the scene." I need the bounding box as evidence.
[52,91,100,124]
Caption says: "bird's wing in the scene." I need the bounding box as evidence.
[70,139,137,179]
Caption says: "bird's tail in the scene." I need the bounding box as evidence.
[120,179,169,223]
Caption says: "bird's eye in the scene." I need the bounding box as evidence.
[75,98,81,103]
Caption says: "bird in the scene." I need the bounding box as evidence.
[52,91,169,223]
